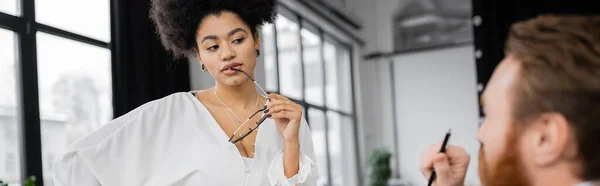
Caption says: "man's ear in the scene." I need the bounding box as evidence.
[529,113,570,167]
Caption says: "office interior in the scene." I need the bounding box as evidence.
[1,0,598,185]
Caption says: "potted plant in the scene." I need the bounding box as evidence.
[0,176,36,186]
[368,147,392,186]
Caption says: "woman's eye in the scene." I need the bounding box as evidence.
[232,38,244,44]
[207,45,218,51]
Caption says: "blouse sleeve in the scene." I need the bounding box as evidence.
[267,118,318,186]
[52,151,102,186]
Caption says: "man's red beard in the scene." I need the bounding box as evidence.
[479,124,530,186]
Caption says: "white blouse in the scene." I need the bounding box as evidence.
[52,92,317,186]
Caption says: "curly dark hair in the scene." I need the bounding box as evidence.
[150,0,277,57]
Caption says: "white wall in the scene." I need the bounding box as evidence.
[358,45,480,185]
[354,1,481,184]
[391,45,480,185]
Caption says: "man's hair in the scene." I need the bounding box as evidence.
[506,15,600,180]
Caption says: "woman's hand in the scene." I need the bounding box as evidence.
[264,93,302,143]
[264,93,302,178]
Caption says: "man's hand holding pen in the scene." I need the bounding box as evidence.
[420,143,471,186]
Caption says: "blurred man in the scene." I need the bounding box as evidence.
[421,15,600,186]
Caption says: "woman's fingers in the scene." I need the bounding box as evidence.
[265,104,298,115]
[269,111,301,120]
[267,93,290,101]
[266,99,301,111]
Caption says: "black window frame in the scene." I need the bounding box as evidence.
[264,4,362,186]
[0,0,114,184]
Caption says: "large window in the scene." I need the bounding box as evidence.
[275,12,303,100]
[0,27,22,185]
[35,0,110,42]
[37,32,112,185]
[301,21,324,107]
[1,0,112,184]
[0,0,20,16]
[262,6,359,186]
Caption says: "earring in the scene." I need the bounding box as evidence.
[201,63,207,72]
[255,48,260,57]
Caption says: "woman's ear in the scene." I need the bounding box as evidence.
[254,32,261,49]
[193,47,203,62]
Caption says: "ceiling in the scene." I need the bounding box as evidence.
[392,0,473,50]
[395,0,472,19]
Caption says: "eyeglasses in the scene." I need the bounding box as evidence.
[227,68,270,144]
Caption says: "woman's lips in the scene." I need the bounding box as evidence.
[221,63,242,75]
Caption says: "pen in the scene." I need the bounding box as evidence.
[428,129,452,186]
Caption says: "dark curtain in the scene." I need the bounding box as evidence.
[110,0,191,117]
[472,0,599,117]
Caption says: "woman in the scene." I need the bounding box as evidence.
[52,0,317,185]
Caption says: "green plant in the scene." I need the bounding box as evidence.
[368,147,392,186]
[25,176,36,186]
[0,176,36,186]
